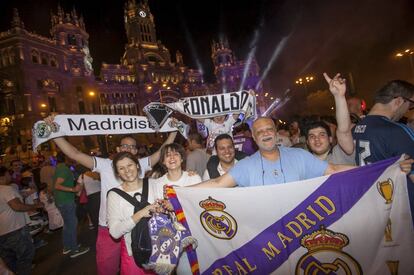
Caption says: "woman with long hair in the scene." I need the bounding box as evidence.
[151,143,201,273]
[151,143,201,199]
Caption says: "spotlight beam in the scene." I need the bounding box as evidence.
[255,33,292,90]
[239,18,263,91]
[178,9,204,80]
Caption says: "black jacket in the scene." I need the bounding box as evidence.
[206,150,247,179]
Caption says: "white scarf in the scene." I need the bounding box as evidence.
[143,90,256,129]
[32,115,177,150]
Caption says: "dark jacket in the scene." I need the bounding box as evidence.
[206,150,247,179]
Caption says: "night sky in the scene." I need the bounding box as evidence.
[2,0,414,107]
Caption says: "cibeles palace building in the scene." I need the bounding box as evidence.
[0,0,262,156]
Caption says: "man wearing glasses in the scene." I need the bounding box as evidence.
[352,80,414,222]
[45,113,177,275]
[352,80,414,168]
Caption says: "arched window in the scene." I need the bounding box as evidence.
[41,53,48,65]
[31,50,39,63]
[68,34,77,46]
[50,56,58,68]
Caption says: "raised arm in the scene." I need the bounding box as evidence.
[148,131,177,167]
[323,73,354,155]
[192,172,237,188]
[44,115,94,169]
[53,138,94,169]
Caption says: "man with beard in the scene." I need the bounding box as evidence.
[203,134,247,180]
[195,117,362,187]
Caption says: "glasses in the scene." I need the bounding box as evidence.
[119,144,137,150]
[402,96,414,110]
[395,96,414,110]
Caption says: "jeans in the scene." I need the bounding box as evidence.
[57,201,78,251]
[0,226,35,275]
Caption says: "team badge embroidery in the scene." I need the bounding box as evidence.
[33,121,60,138]
[199,196,237,240]
[295,225,362,275]
[148,214,181,265]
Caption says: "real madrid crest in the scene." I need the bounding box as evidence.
[199,197,237,240]
[33,121,60,138]
[295,225,362,275]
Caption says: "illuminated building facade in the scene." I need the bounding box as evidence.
[0,7,97,152]
[0,0,262,154]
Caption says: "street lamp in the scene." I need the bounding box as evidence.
[88,90,97,113]
[295,75,315,92]
[395,48,414,80]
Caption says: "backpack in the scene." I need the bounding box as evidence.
[108,178,151,267]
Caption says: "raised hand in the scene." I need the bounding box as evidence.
[323,72,346,97]
[44,112,58,125]
[399,155,414,175]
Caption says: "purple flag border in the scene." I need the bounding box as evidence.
[199,157,399,274]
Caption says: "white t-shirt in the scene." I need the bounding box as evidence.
[203,116,236,152]
[202,159,238,181]
[77,173,101,196]
[0,185,28,235]
[150,171,202,200]
[93,156,150,226]
[106,171,201,256]
[106,183,157,256]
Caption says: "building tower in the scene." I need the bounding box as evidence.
[50,5,93,76]
[49,5,97,114]
[124,0,157,45]
[211,38,237,93]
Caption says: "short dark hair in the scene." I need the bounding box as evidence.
[112,151,140,178]
[160,143,186,165]
[234,123,250,134]
[188,133,204,145]
[214,134,234,150]
[304,121,332,138]
[120,135,136,145]
[374,80,414,104]
[56,152,66,163]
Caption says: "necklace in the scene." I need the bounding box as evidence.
[260,151,286,185]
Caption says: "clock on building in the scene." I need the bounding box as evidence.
[139,10,146,18]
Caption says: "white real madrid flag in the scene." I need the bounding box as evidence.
[169,157,414,274]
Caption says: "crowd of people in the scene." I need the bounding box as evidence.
[1,72,413,274]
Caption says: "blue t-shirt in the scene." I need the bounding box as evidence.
[352,115,414,166]
[229,146,329,187]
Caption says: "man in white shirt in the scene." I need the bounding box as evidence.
[45,114,177,275]
[0,166,43,275]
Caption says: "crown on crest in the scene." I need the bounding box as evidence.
[199,196,226,211]
[301,225,349,251]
